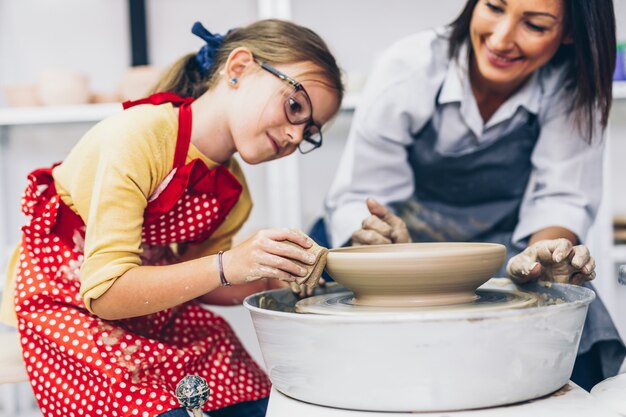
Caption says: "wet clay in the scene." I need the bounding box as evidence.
[285,231,328,291]
[325,242,506,307]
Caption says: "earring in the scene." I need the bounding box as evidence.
[229,77,238,85]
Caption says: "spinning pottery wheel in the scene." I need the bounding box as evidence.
[244,243,595,412]
[294,284,541,315]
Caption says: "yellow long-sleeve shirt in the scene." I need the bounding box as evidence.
[1,103,251,325]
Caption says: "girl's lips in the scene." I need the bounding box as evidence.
[485,46,523,68]
[267,133,280,154]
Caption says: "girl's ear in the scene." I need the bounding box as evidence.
[224,47,255,88]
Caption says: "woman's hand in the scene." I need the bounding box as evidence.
[506,238,596,285]
[222,228,317,285]
[351,198,411,245]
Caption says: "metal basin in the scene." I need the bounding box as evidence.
[244,279,595,412]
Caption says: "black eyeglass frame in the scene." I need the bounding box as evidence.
[256,60,323,154]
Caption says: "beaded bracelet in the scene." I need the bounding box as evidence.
[217,251,231,286]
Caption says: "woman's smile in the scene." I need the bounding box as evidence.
[484,44,523,68]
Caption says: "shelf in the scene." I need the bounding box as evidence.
[0,79,621,127]
[0,93,362,127]
[615,81,626,100]
[0,103,121,126]
[612,244,626,263]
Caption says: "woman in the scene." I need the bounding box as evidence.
[1,19,343,417]
[317,0,624,389]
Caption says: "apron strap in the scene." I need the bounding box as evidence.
[174,101,192,168]
[122,92,193,109]
[122,92,194,169]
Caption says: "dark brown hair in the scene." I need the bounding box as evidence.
[448,0,616,142]
[151,19,344,104]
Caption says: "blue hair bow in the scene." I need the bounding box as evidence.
[192,22,228,75]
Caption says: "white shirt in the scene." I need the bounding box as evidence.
[325,28,604,248]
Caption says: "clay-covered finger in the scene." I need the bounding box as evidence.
[256,265,297,282]
[570,245,591,270]
[506,255,541,283]
[351,229,392,246]
[366,198,390,219]
[570,269,595,285]
[264,253,309,277]
[533,238,572,263]
[534,241,555,264]
[289,282,307,299]
[265,228,313,249]
[266,239,317,265]
[366,198,409,241]
[550,238,574,263]
[581,257,596,275]
[361,215,393,238]
[389,218,411,243]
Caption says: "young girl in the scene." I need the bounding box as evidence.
[1,19,343,417]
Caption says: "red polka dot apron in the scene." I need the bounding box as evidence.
[13,92,271,417]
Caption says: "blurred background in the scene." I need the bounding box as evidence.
[1,1,626,415]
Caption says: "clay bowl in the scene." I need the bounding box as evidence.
[325,242,506,307]
[2,84,41,107]
[37,69,90,106]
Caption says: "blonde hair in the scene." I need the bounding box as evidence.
[151,19,343,104]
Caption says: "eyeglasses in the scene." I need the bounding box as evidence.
[257,60,323,154]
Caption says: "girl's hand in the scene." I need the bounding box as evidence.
[351,198,411,245]
[289,277,326,298]
[268,277,327,298]
[506,238,596,285]
[222,228,317,285]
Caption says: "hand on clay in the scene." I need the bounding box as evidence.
[222,228,317,285]
[351,198,411,246]
[266,232,328,298]
[506,238,596,285]
[289,278,326,298]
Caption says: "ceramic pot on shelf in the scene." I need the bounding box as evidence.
[2,84,41,107]
[37,69,90,106]
[118,66,163,101]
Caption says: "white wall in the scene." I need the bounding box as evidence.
[0,0,129,95]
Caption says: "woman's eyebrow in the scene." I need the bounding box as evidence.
[523,11,558,20]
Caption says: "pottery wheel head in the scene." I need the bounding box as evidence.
[295,288,539,316]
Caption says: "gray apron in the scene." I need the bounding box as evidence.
[393,105,625,379]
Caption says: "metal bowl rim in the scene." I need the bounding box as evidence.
[243,283,595,323]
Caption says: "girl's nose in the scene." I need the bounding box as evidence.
[285,124,306,145]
